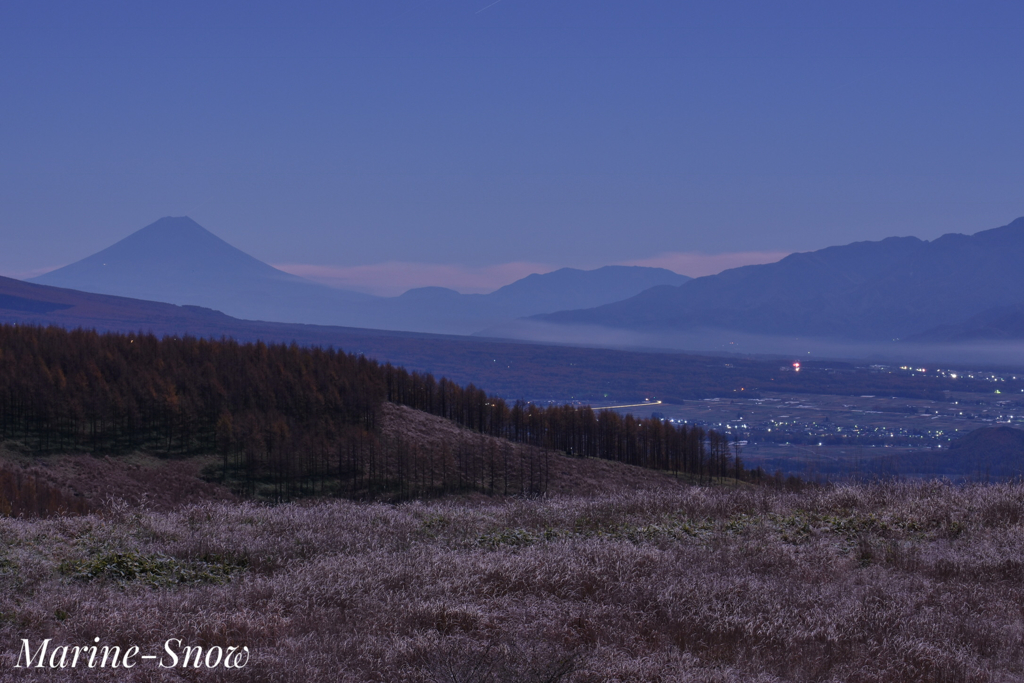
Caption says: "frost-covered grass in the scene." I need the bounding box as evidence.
[1,482,1023,681]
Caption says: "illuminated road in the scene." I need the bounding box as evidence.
[590,400,664,410]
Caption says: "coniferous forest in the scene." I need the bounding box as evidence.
[0,324,756,501]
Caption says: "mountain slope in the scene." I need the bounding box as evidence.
[537,217,1024,341]
[487,266,690,313]
[908,303,1024,342]
[0,273,240,332]
[32,216,376,325]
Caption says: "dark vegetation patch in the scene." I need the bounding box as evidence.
[893,426,1024,480]
[59,550,244,587]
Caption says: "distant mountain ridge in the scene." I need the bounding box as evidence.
[30,216,689,335]
[536,217,1024,341]
[489,266,690,312]
[375,266,690,333]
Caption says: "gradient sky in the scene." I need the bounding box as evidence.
[1,1,1022,294]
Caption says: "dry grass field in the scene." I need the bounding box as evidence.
[1,478,1023,681]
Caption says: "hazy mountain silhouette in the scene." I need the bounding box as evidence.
[536,217,1024,341]
[488,266,690,311]
[361,266,690,334]
[0,273,241,333]
[30,217,688,334]
[32,216,376,325]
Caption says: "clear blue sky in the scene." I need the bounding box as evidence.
[1,1,1022,291]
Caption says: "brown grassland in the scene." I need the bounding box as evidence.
[1,442,1024,680]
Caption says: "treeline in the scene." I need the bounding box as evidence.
[383,366,755,483]
[0,325,755,503]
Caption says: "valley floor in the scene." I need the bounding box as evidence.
[1,482,1022,681]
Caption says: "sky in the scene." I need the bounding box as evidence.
[1,1,1022,295]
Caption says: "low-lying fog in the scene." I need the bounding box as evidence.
[480,320,1024,368]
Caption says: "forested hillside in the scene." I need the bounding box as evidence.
[0,325,754,502]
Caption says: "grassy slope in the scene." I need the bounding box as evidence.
[380,402,693,498]
[0,483,1022,681]
[0,447,237,512]
[0,403,690,509]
